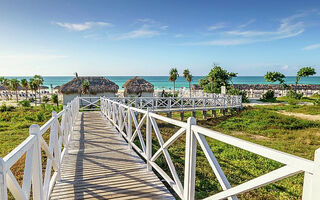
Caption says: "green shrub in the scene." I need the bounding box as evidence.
[261,90,275,101]
[19,100,31,107]
[42,95,50,103]
[227,88,249,103]
[287,98,299,105]
[35,112,45,122]
[313,99,320,106]
[0,103,14,112]
[286,90,303,100]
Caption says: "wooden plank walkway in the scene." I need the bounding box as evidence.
[51,111,175,200]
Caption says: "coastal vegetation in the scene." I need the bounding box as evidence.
[0,103,63,199]
[199,65,237,94]
[140,105,320,199]
[169,68,179,97]
[183,69,193,97]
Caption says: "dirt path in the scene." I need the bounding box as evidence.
[277,111,320,121]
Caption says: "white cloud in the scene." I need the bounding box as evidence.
[281,65,289,70]
[238,19,256,28]
[185,11,312,46]
[303,43,320,50]
[114,19,167,40]
[55,21,112,31]
[174,34,184,38]
[185,39,250,46]
[115,28,160,40]
[208,23,227,31]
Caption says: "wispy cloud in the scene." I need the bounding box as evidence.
[185,11,314,46]
[208,22,227,31]
[55,21,112,31]
[114,19,167,40]
[238,19,256,28]
[281,64,289,70]
[174,34,184,38]
[303,43,320,50]
[115,28,160,40]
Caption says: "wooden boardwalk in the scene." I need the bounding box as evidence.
[51,112,175,200]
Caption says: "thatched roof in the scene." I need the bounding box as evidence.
[122,76,154,94]
[59,76,119,94]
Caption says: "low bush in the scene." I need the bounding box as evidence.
[0,103,14,112]
[286,90,303,100]
[260,90,276,102]
[287,98,299,105]
[19,100,31,107]
[227,88,250,103]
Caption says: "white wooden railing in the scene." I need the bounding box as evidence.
[100,97,320,200]
[78,97,100,111]
[108,95,242,112]
[0,97,80,200]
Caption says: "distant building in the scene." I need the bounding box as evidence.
[59,76,119,104]
[122,76,154,97]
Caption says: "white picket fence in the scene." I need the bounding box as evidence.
[0,97,79,200]
[100,97,320,200]
[108,95,242,111]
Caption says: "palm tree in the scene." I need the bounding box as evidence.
[29,78,38,105]
[9,79,20,102]
[33,75,44,103]
[2,78,10,100]
[82,79,90,94]
[169,68,179,97]
[20,79,29,100]
[208,76,214,92]
[183,69,193,97]
[81,80,90,107]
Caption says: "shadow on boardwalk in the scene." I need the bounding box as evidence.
[51,111,174,200]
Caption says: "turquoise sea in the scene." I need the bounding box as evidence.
[4,76,320,90]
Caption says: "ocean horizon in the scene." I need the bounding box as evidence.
[3,76,320,90]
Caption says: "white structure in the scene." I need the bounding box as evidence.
[122,76,154,97]
[59,76,119,104]
[1,96,320,200]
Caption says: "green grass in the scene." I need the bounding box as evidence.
[133,106,320,199]
[258,98,284,103]
[0,103,62,199]
[277,95,320,103]
[257,104,320,115]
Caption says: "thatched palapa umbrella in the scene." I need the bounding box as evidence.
[59,76,119,95]
[122,76,154,97]
[59,76,119,104]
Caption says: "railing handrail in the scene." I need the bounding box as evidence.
[0,97,80,200]
[100,97,320,200]
[105,95,242,112]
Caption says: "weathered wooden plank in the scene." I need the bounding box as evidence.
[51,112,174,200]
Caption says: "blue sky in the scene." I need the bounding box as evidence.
[1,0,320,76]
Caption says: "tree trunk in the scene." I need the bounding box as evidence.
[34,91,37,106]
[25,89,28,100]
[39,88,41,104]
[16,91,18,102]
[210,82,213,92]
[189,82,191,98]
[173,82,175,97]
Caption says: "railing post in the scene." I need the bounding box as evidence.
[127,107,132,149]
[0,157,7,200]
[303,148,320,199]
[146,108,152,171]
[53,111,61,181]
[29,124,44,200]
[184,117,197,200]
